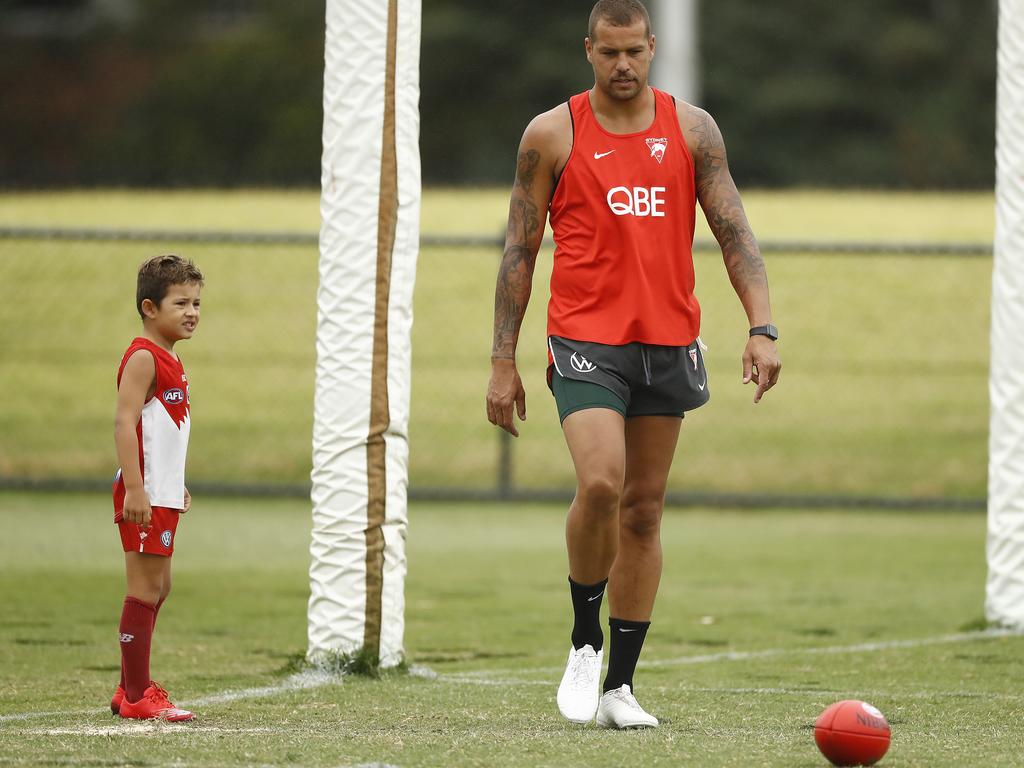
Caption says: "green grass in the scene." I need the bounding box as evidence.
[0,491,1020,767]
[0,188,997,241]
[0,189,995,498]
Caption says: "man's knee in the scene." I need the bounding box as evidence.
[620,498,663,539]
[576,474,622,515]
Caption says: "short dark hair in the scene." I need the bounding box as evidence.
[136,254,204,317]
[588,0,651,40]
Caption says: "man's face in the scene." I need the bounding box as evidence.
[585,17,654,101]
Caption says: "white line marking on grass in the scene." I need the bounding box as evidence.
[0,670,342,725]
[654,685,1024,702]
[641,628,1020,669]
[1,629,1017,724]
[181,668,339,708]
[452,628,1021,679]
[19,725,291,736]
[431,677,1024,703]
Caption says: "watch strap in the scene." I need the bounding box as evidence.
[749,324,778,341]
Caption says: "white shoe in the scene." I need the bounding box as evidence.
[596,684,659,729]
[556,644,603,723]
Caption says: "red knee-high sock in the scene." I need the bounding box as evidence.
[119,596,163,690]
[119,597,156,702]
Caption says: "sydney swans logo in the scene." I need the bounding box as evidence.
[646,137,668,164]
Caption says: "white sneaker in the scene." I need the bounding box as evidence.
[556,644,603,723]
[596,684,659,729]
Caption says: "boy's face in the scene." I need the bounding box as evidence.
[144,282,201,342]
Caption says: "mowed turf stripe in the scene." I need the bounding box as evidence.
[0,629,1017,723]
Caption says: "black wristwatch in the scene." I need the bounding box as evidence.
[749,324,779,341]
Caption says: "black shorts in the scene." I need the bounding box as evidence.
[547,335,710,421]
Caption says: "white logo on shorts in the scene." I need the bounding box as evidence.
[119,633,134,644]
[570,352,596,373]
[161,530,172,548]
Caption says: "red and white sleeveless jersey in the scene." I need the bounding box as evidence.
[113,337,191,513]
[547,87,700,346]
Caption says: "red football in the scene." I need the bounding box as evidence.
[814,700,891,766]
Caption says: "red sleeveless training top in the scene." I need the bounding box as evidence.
[547,87,699,346]
[113,337,191,515]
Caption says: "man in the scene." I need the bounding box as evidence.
[485,0,781,729]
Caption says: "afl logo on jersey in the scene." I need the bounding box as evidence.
[161,530,173,548]
[163,388,185,405]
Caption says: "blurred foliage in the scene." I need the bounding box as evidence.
[0,0,997,187]
[703,0,998,188]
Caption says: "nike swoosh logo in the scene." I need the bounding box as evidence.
[587,592,605,602]
[618,628,640,632]
[593,150,616,160]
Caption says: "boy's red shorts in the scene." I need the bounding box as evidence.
[113,481,180,556]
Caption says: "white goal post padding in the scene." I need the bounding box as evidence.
[309,0,421,667]
[988,0,1024,629]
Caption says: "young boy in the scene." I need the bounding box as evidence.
[110,254,203,721]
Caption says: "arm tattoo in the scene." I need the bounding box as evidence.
[492,149,543,359]
[688,106,768,297]
[689,107,724,200]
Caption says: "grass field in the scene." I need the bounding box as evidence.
[0,189,995,499]
[0,490,1020,767]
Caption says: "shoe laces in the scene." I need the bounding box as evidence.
[611,685,643,711]
[568,650,598,690]
[146,682,172,707]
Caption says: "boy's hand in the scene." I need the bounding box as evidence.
[123,488,153,528]
[181,487,191,514]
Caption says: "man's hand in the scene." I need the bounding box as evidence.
[123,487,153,528]
[486,358,527,437]
[742,336,781,403]
[182,487,191,514]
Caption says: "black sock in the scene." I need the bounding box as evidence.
[603,617,650,692]
[568,576,607,651]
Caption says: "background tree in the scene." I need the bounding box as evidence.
[0,0,997,187]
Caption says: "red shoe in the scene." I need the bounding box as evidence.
[118,682,194,722]
[110,685,125,715]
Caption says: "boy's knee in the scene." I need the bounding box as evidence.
[126,588,161,606]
